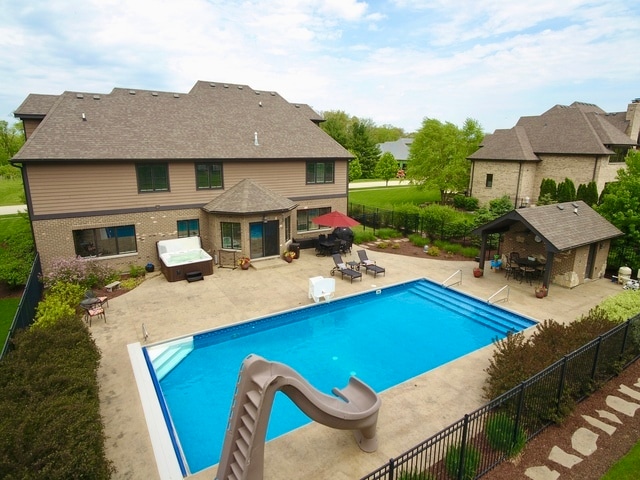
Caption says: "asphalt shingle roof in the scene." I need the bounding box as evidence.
[12,81,351,162]
[468,101,636,161]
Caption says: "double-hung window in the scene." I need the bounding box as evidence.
[196,163,223,189]
[485,174,493,188]
[306,161,334,184]
[137,164,169,192]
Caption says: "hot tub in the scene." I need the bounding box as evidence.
[157,237,214,282]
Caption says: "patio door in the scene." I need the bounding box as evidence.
[249,220,279,259]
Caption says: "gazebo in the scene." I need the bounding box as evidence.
[472,201,622,291]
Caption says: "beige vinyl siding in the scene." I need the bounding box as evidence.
[23,119,42,139]
[27,159,348,216]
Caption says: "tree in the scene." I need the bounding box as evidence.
[349,120,381,178]
[596,150,640,270]
[0,121,25,179]
[348,157,362,182]
[319,110,352,148]
[538,178,557,202]
[407,117,483,204]
[557,178,576,202]
[584,181,599,206]
[375,152,399,186]
[369,124,407,144]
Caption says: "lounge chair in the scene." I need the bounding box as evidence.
[357,250,386,278]
[308,276,336,303]
[331,254,362,283]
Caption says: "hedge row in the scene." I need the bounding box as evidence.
[0,316,114,479]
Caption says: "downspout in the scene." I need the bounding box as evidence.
[514,162,523,208]
[11,162,37,251]
[468,160,474,197]
[592,155,599,182]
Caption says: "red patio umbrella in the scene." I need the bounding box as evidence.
[311,210,360,228]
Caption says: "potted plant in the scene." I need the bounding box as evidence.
[283,251,296,263]
[490,254,502,271]
[237,256,251,270]
[535,285,548,298]
[473,267,484,278]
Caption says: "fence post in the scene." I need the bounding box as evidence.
[556,356,569,414]
[620,320,630,359]
[387,457,395,480]
[590,336,603,381]
[457,414,470,480]
[515,382,526,439]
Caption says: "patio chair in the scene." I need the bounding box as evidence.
[330,254,362,283]
[357,250,386,278]
[84,290,109,307]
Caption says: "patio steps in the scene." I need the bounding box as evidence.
[409,282,535,336]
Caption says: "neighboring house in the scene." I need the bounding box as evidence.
[473,201,623,290]
[468,100,640,206]
[378,137,413,171]
[11,80,352,274]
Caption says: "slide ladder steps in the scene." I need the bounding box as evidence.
[223,377,264,479]
[410,284,531,334]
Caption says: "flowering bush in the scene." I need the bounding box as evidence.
[43,257,118,288]
[283,251,296,259]
[237,256,250,266]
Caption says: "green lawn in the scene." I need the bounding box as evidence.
[349,185,440,209]
[0,215,29,239]
[0,178,24,206]
[601,440,640,479]
[0,297,20,349]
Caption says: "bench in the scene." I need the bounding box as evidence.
[105,281,121,292]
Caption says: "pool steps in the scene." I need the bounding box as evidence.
[147,337,194,381]
[409,283,535,335]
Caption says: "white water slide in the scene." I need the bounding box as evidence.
[215,354,382,480]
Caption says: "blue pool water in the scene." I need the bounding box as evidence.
[146,278,535,474]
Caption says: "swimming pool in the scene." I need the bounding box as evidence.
[141,278,536,474]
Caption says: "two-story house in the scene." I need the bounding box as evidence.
[11,80,352,274]
[468,100,640,206]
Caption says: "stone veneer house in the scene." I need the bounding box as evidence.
[468,100,640,206]
[11,80,352,274]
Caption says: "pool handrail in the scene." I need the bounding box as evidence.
[441,269,462,288]
[487,285,510,304]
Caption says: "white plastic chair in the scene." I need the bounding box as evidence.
[308,276,336,303]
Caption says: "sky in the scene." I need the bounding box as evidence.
[1,0,639,135]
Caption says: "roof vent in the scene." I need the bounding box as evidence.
[76,93,84,99]
[173,93,180,98]
[93,95,100,100]
[255,91,261,95]
[557,205,564,210]
[254,132,259,146]
[259,101,262,107]
[129,90,136,95]
[209,83,216,87]
[151,92,158,96]
[238,85,243,90]
[270,92,276,96]
[223,84,229,88]
[81,113,86,121]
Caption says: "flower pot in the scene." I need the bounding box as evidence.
[473,269,483,278]
[284,256,293,263]
[240,261,250,270]
[535,288,548,298]
[145,263,154,273]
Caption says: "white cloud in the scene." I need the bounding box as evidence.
[1,0,639,134]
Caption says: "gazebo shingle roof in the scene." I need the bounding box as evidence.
[201,179,297,214]
[472,201,622,253]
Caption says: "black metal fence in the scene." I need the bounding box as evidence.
[348,203,475,243]
[1,253,43,359]
[607,242,640,275]
[361,313,640,480]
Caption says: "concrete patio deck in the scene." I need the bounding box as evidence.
[92,246,621,479]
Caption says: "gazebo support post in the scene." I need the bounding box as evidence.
[478,232,488,270]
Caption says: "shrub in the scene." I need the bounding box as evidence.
[353,228,377,244]
[377,241,390,249]
[426,246,440,257]
[33,282,85,328]
[461,246,480,258]
[376,228,403,240]
[398,470,435,480]
[128,264,146,278]
[598,291,640,322]
[453,195,479,211]
[408,234,429,247]
[0,316,115,478]
[445,444,480,480]
[485,412,527,457]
